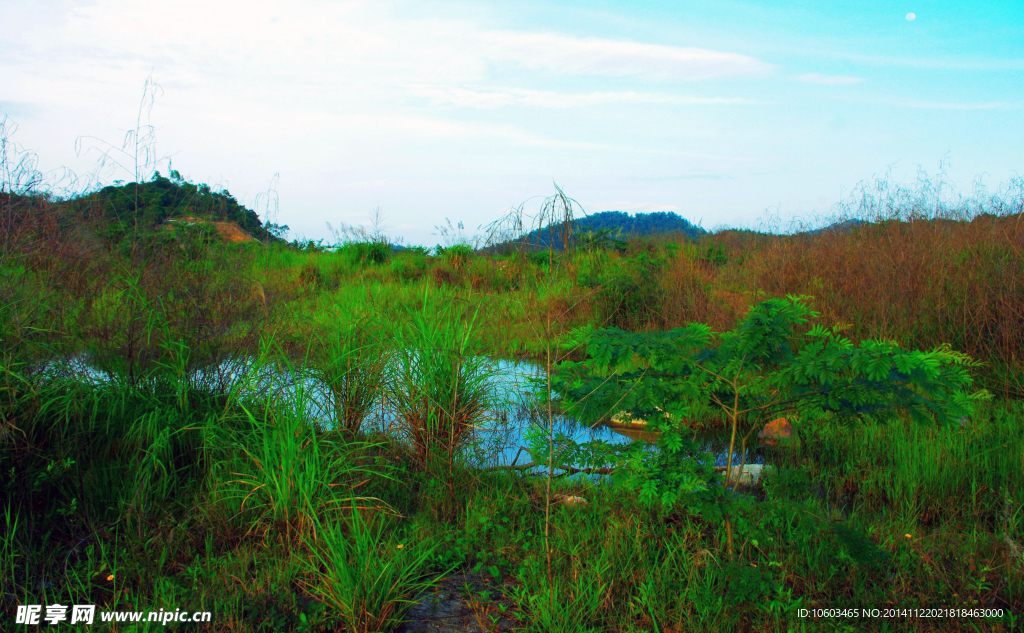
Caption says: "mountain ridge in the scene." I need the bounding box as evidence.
[503,210,705,250]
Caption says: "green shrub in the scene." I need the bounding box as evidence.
[338,241,391,266]
[437,244,474,271]
[390,253,428,282]
[576,250,666,329]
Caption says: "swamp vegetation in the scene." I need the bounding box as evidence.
[2,165,1023,631]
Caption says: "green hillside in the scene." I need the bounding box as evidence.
[512,210,705,250]
[69,170,279,243]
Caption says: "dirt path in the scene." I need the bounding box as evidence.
[398,571,523,632]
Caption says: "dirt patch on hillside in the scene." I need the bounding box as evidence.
[166,216,257,243]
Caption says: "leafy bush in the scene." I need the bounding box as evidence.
[556,296,988,553]
[575,250,666,329]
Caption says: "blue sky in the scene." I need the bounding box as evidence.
[1,0,1021,244]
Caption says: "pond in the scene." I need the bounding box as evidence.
[356,358,765,471]
[42,355,765,470]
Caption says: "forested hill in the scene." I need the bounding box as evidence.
[513,210,705,249]
[70,171,279,242]
[576,211,705,238]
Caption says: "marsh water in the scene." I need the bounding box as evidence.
[44,356,764,469]
[437,359,765,469]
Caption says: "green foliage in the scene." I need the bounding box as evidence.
[433,243,474,273]
[514,565,608,633]
[700,242,727,266]
[830,523,891,572]
[300,507,443,633]
[338,241,392,266]
[299,261,325,288]
[575,249,666,328]
[311,315,389,434]
[389,292,494,471]
[228,401,379,542]
[78,170,278,242]
[389,252,429,281]
[722,561,771,605]
[367,242,391,265]
[517,210,705,250]
[576,227,627,253]
[556,296,989,515]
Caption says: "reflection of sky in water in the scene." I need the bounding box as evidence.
[466,359,763,468]
[43,355,762,468]
[460,359,638,470]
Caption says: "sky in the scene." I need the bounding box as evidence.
[1,0,1022,244]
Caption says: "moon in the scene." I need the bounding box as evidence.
[906,12,917,21]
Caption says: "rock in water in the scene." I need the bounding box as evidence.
[555,495,588,507]
[723,464,771,486]
[758,418,794,446]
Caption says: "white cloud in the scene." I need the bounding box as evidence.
[2,2,772,104]
[895,99,1020,110]
[483,31,774,80]
[0,0,772,133]
[826,52,1024,71]
[284,110,631,152]
[407,85,754,108]
[798,73,862,85]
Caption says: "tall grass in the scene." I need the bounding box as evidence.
[228,403,380,543]
[388,293,496,520]
[389,293,494,469]
[299,506,442,633]
[705,175,1024,396]
[310,315,389,435]
[793,402,1024,530]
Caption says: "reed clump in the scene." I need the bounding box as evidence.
[310,314,389,435]
[389,297,494,470]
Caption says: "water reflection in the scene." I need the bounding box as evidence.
[42,355,763,468]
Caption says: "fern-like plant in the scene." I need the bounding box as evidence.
[555,296,989,554]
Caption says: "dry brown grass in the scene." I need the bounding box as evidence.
[698,213,1024,396]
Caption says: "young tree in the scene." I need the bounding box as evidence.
[555,296,988,554]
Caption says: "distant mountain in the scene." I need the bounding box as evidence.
[805,218,868,235]
[508,210,705,250]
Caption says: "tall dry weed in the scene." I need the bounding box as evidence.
[702,174,1024,396]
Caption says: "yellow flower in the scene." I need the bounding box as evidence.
[904,534,912,539]
[106,574,115,581]
[396,544,404,549]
